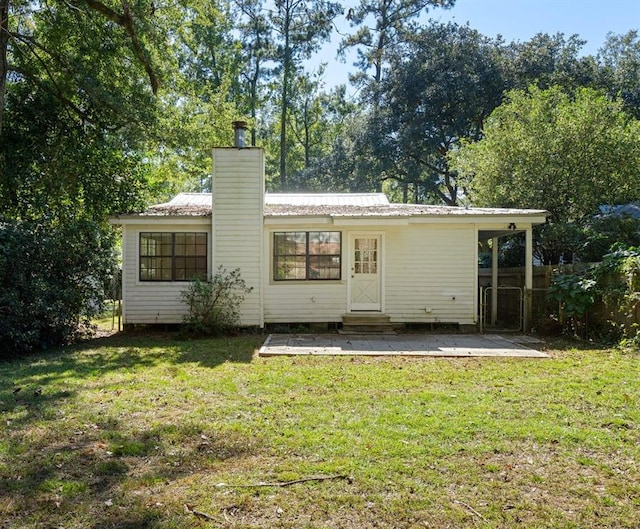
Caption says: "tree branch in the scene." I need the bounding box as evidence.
[82,0,126,24]
[9,33,92,123]
[215,474,352,488]
[79,0,159,94]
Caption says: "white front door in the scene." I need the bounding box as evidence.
[350,235,381,311]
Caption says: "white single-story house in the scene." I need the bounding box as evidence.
[109,126,548,331]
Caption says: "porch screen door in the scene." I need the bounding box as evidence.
[350,235,381,311]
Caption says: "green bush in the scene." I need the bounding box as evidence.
[547,245,640,346]
[579,215,640,263]
[592,245,640,347]
[180,267,253,337]
[548,272,596,336]
[0,218,115,357]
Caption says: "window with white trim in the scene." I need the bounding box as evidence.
[139,232,207,281]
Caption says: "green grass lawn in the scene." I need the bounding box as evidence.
[1,332,638,528]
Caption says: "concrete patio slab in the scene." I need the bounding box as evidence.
[259,333,548,358]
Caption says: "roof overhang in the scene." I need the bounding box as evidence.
[264,211,548,228]
[109,215,210,226]
[263,215,410,226]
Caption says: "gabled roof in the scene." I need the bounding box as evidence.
[114,192,547,221]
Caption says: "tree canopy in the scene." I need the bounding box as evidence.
[451,85,640,263]
[374,22,506,204]
[452,86,640,223]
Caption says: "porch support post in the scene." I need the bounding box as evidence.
[491,237,499,326]
[524,226,534,331]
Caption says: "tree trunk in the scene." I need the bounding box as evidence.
[279,11,291,190]
[0,0,10,137]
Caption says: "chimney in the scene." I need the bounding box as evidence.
[232,120,248,148]
[212,126,264,327]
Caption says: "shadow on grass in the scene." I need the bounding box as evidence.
[0,331,263,425]
[1,412,263,528]
[0,331,266,528]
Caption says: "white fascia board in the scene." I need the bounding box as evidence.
[109,216,211,226]
[264,215,410,226]
[409,214,547,226]
[263,216,333,226]
[332,217,409,226]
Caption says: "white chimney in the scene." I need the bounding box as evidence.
[212,130,264,327]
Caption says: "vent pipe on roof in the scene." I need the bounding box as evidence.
[232,120,248,148]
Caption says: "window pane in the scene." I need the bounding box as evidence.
[274,256,306,280]
[141,233,164,256]
[275,232,306,255]
[309,255,341,280]
[309,232,341,255]
[158,233,172,256]
[140,257,153,280]
[195,233,207,256]
[273,231,341,281]
[193,256,207,278]
[174,233,186,256]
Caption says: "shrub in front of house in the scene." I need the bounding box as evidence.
[180,267,253,337]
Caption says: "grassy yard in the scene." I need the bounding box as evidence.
[0,332,638,529]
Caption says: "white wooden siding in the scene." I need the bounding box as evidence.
[262,223,478,325]
[121,222,211,324]
[212,148,264,326]
[263,223,346,322]
[384,224,477,325]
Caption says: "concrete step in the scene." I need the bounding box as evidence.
[340,314,395,334]
[342,313,391,325]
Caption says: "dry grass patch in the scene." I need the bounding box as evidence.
[1,334,638,528]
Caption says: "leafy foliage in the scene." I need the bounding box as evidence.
[340,0,455,104]
[1,84,147,221]
[546,245,640,345]
[180,267,253,336]
[592,245,640,346]
[504,32,597,92]
[0,218,115,357]
[454,86,640,223]
[596,30,640,119]
[376,22,506,204]
[548,272,596,322]
[579,213,640,263]
[452,86,640,263]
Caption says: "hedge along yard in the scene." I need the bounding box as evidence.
[0,333,638,529]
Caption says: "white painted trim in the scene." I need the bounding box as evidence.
[111,217,210,226]
[524,226,534,332]
[347,232,385,313]
[473,224,478,326]
[333,218,409,226]
[409,216,547,226]
[264,217,333,225]
[491,236,499,326]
